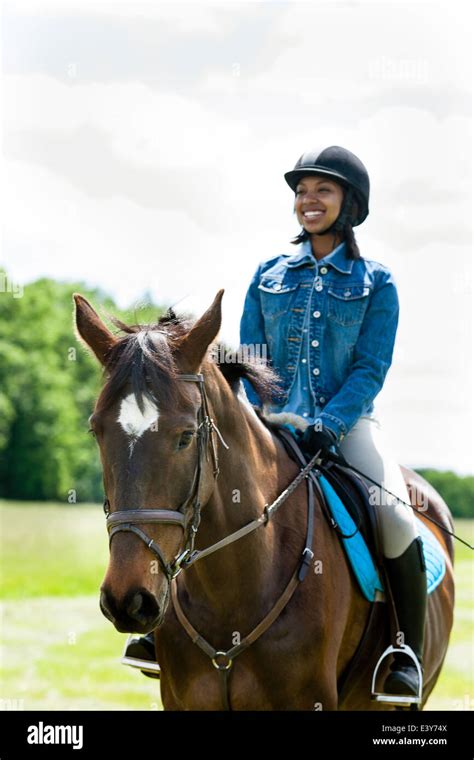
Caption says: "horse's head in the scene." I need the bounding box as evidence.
[74,290,225,633]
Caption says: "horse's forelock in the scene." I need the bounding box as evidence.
[95,313,278,419]
[96,323,187,416]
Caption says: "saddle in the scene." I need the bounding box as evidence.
[273,423,384,568]
[272,423,447,708]
[272,424,446,599]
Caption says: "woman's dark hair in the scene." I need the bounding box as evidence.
[290,188,362,259]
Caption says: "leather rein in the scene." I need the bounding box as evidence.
[103,371,325,709]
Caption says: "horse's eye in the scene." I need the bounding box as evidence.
[177,430,194,449]
[88,413,98,437]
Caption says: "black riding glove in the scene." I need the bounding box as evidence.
[301,424,339,459]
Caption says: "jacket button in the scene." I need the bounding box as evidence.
[301,358,307,364]
[344,289,351,296]
[311,339,319,347]
[315,285,323,292]
[313,368,320,376]
[274,283,282,291]
[313,311,321,318]
[320,267,328,274]
[319,396,326,403]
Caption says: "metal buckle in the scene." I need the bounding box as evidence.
[371,644,423,707]
[263,504,273,523]
[211,651,233,671]
[168,549,191,579]
[298,547,314,581]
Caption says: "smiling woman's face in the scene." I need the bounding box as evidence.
[294,175,344,234]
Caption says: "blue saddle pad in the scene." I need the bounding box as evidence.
[318,474,447,602]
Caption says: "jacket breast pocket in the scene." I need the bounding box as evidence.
[258,277,299,320]
[327,285,371,326]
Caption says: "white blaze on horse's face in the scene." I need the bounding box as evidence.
[118,393,159,455]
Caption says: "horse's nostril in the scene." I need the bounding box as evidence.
[126,590,159,625]
[100,587,161,632]
[127,593,142,617]
[100,589,116,623]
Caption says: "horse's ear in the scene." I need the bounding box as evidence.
[177,289,224,373]
[73,293,117,366]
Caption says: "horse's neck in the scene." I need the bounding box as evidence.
[181,373,300,619]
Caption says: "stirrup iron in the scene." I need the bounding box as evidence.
[120,634,161,676]
[371,644,422,707]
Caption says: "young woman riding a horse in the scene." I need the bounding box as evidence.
[239,146,426,699]
[75,145,454,709]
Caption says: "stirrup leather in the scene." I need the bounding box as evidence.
[120,634,161,675]
[371,644,422,707]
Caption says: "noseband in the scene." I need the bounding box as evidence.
[104,373,229,581]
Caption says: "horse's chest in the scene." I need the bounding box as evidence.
[157,591,335,710]
[159,643,317,711]
[161,663,303,711]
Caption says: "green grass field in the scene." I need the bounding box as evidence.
[0,502,472,710]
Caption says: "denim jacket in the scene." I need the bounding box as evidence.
[239,238,400,442]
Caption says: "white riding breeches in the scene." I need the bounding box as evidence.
[338,415,419,559]
[262,404,419,559]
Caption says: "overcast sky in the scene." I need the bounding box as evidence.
[1,0,472,474]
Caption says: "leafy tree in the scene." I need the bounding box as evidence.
[415,469,474,519]
[0,271,167,502]
[1,270,472,515]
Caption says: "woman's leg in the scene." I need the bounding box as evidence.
[338,415,418,557]
[338,415,427,700]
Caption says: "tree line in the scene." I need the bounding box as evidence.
[0,272,165,502]
[0,271,472,517]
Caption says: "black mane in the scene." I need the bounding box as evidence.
[95,310,280,415]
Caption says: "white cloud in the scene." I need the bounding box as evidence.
[1,156,264,344]
[1,2,471,474]
[256,1,471,90]
[4,75,251,169]
[5,0,262,34]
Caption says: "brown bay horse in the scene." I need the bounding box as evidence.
[74,289,455,710]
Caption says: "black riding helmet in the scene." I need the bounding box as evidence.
[284,146,370,233]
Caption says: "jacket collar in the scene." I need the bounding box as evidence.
[285,238,354,274]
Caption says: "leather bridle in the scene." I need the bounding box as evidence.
[102,370,326,709]
[104,373,229,581]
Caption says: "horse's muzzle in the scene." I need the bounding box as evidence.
[99,587,165,634]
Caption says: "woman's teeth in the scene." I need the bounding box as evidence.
[303,211,325,219]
